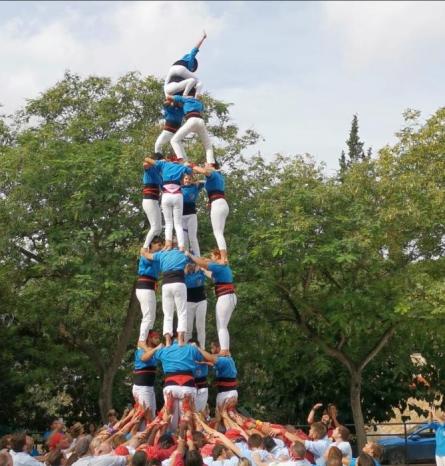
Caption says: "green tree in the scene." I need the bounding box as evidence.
[339,114,370,172]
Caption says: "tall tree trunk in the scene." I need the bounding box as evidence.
[98,284,140,423]
[350,370,366,451]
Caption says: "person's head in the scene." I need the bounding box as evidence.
[238,459,251,466]
[70,423,84,439]
[88,424,96,435]
[159,434,174,449]
[356,453,375,466]
[0,435,12,451]
[25,436,35,454]
[212,445,228,461]
[132,451,148,466]
[191,431,206,449]
[107,410,118,425]
[210,341,221,355]
[205,162,220,170]
[326,458,342,466]
[110,435,126,450]
[210,249,222,263]
[185,263,197,275]
[10,433,26,453]
[262,437,276,453]
[247,434,263,450]
[0,453,13,466]
[150,237,163,253]
[327,446,343,462]
[46,448,66,466]
[185,450,202,466]
[333,426,350,442]
[291,443,306,460]
[183,174,194,186]
[95,442,112,456]
[147,330,161,347]
[74,437,91,458]
[362,442,383,459]
[148,460,161,466]
[309,422,327,440]
[51,420,64,433]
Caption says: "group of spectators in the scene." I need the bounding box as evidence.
[0,401,383,466]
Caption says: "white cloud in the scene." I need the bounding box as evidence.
[0,1,223,113]
[322,1,445,68]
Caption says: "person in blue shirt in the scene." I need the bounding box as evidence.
[193,163,229,263]
[186,249,236,353]
[181,174,204,257]
[167,89,215,164]
[136,237,163,348]
[143,155,200,251]
[154,103,184,160]
[132,331,163,418]
[164,32,207,98]
[155,339,203,432]
[427,407,445,466]
[349,442,383,466]
[189,338,210,414]
[185,263,207,347]
[141,159,163,250]
[194,340,238,410]
[142,245,189,346]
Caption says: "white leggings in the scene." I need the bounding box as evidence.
[135,288,157,341]
[216,390,238,408]
[171,117,215,164]
[183,213,200,256]
[163,385,197,432]
[436,457,445,466]
[161,193,185,248]
[162,282,187,336]
[216,293,237,351]
[196,388,209,413]
[154,130,174,155]
[186,299,207,347]
[132,385,156,418]
[210,198,229,250]
[142,199,162,249]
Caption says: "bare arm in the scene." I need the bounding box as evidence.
[196,345,218,364]
[144,157,156,167]
[141,248,155,261]
[192,165,210,176]
[307,403,323,424]
[186,252,211,270]
[141,343,163,361]
[195,31,207,50]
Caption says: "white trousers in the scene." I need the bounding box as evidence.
[132,385,156,418]
[170,118,215,164]
[196,388,209,413]
[182,213,200,256]
[162,282,188,336]
[165,79,198,98]
[161,193,185,248]
[154,130,174,155]
[210,198,229,250]
[216,293,237,351]
[436,457,445,466]
[135,288,157,341]
[186,299,207,347]
[142,199,162,249]
[163,385,197,431]
[216,390,238,408]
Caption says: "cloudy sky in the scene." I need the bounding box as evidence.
[0,1,444,171]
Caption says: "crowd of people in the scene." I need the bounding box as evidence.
[0,402,385,466]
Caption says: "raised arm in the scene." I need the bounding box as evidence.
[195,345,218,364]
[186,252,211,270]
[141,343,163,361]
[195,31,207,50]
[307,403,323,424]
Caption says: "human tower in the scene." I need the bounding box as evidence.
[131,32,238,426]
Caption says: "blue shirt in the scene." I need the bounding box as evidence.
[164,104,184,125]
[208,262,233,284]
[427,422,445,456]
[194,362,209,379]
[205,171,225,193]
[138,256,161,279]
[185,270,206,289]
[155,341,203,373]
[215,356,237,379]
[134,348,158,370]
[153,249,188,273]
[173,95,204,114]
[350,459,381,466]
[181,183,204,206]
[181,47,199,71]
[143,165,162,186]
[154,160,192,184]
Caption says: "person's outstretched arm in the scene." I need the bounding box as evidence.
[186,251,211,270]
[307,403,323,424]
[195,31,207,50]
[194,344,218,364]
[141,343,164,361]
